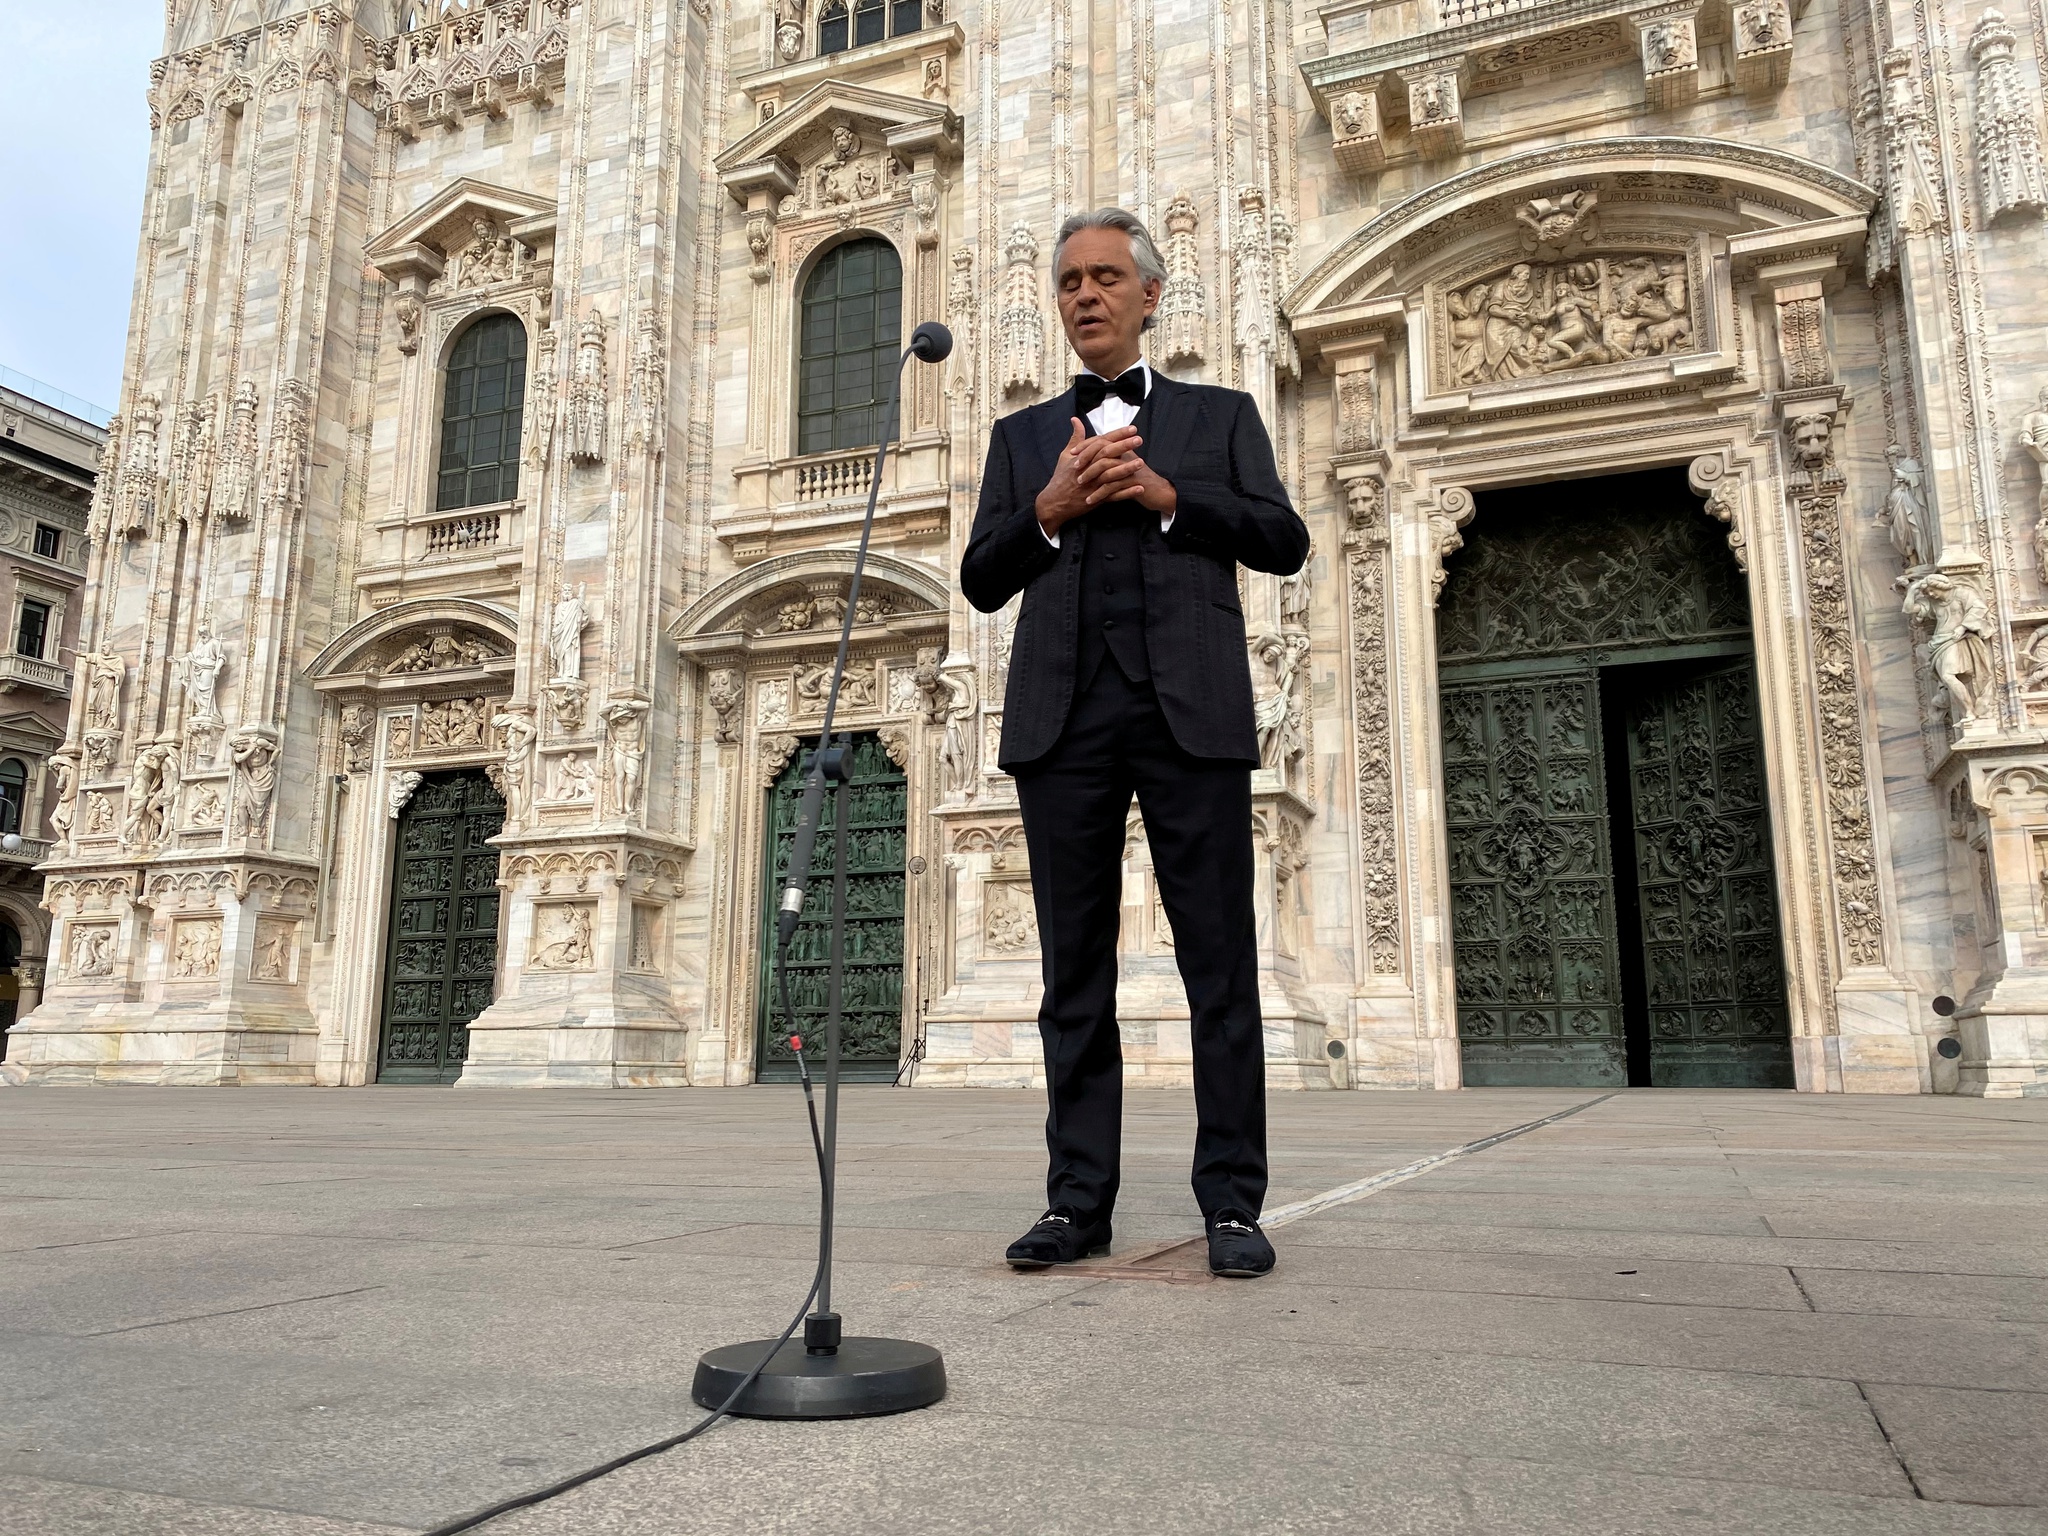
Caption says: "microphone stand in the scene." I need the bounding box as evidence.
[691,322,953,1419]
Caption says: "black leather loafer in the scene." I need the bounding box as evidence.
[1005,1207,1112,1269]
[1206,1210,1275,1278]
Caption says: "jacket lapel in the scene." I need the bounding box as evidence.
[1138,374,1194,487]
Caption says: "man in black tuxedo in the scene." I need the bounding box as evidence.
[961,208,1309,1278]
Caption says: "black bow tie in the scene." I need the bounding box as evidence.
[1074,368,1147,414]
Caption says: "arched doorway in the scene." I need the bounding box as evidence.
[376,768,506,1084]
[1437,469,1793,1088]
[756,733,907,1082]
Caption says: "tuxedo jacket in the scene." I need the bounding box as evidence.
[961,375,1309,771]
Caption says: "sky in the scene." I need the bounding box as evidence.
[0,3,161,414]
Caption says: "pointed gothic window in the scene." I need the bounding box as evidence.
[436,313,528,512]
[797,239,903,455]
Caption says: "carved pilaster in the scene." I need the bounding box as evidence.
[1339,468,1402,979]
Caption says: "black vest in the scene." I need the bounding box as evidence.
[1073,390,1156,686]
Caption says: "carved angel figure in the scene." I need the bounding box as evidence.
[1901,572,1996,727]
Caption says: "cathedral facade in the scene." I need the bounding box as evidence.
[10,0,2048,1095]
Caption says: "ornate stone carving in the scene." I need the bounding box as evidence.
[2023,625,2048,689]
[251,919,296,982]
[1345,477,1402,992]
[179,622,226,728]
[70,923,115,978]
[230,730,279,839]
[387,768,423,819]
[1791,479,1884,965]
[568,312,608,464]
[531,903,595,970]
[946,248,977,385]
[878,721,913,769]
[1233,185,1277,368]
[1968,11,2047,224]
[1776,290,1830,387]
[122,742,178,850]
[185,782,223,829]
[1447,254,1692,388]
[369,1,568,135]
[1640,15,1699,109]
[1878,446,1933,571]
[1335,367,1377,455]
[550,751,596,802]
[1516,189,1599,258]
[1407,68,1464,158]
[983,879,1039,954]
[601,700,649,817]
[259,379,311,530]
[527,318,558,467]
[2019,387,2048,577]
[1786,410,1838,486]
[1732,0,1792,91]
[452,216,541,290]
[758,732,802,787]
[998,226,1044,398]
[169,918,222,980]
[394,291,423,354]
[706,668,743,744]
[80,792,115,838]
[747,209,775,284]
[419,696,491,750]
[214,380,259,524]
[170,393,217,526]
[494,711,536,823]
[1689,455,1750,573]
[549,582,589,682]
[86,413,121,544]
[1880,50,1946,243]
[909,171,941,248]
[1900,571,1997,732]
[1428,487,1477,602]
[1253,628,1311,778]
[48,755,77,846]
[117,393,161,538]
[388,713,415,760]
[628,312,664,454]
[386,629,501,673]
[83,646,124,732]
[775,0,805,60]
[1330,89,1386,175]
[1155,194,1207,369]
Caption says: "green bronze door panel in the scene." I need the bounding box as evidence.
[1444,673,1627,1086]
[1623,660,1794,1088]
[378,769,505,1084]
[757,732,907,1082]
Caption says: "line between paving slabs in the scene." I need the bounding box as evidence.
[1054,1092,1618,1281]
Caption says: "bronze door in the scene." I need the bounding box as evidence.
[377,769,504,1084]
[1437,470,1792,1088]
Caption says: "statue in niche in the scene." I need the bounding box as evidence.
[549,583,588,682]
[2019,386,2048,576]
[84,646,124,731]
[186,782,223,828]
[122,747,166,848]
[181,622,226,726]
[494,711,536,823]
[82,792,115,837]
[1879,446,1933,569]
[49,756,77,841]
[1253,629,1312,774]
[1900,571,1996,728]
[230,729,279,838]
[935,664,978,795]
[601,701,648,817]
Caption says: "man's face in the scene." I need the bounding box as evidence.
[1054,227,1160,376]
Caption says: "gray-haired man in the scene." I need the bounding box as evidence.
[961,208,1310,1278]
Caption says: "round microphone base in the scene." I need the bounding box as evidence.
[692,1335,946,1419]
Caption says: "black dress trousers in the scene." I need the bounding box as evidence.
[1013,660,1268,1226]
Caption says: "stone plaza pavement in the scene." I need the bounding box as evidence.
[0,1087,2044,1535]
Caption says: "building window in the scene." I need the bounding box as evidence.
[0,759,26,836]
[32,525,59,560]
[15,600,49,660]
[797,239,904,455]
[819,0,924,55]
[436,313,528,512]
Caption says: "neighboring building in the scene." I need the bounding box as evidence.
[9,0,2048,1096]
[0,373,101,1059]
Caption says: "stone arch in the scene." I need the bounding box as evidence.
[672,550,951,642]
[0,893,51,961]
[307,597,520,685]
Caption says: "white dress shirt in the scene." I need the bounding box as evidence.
[1043,360,1173,547]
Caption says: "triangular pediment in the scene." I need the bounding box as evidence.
[366,178,558,282]
[716,82,959,202]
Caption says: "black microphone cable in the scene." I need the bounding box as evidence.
[419,959,828,1535]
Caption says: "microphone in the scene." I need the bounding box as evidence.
[908,321,953,363]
